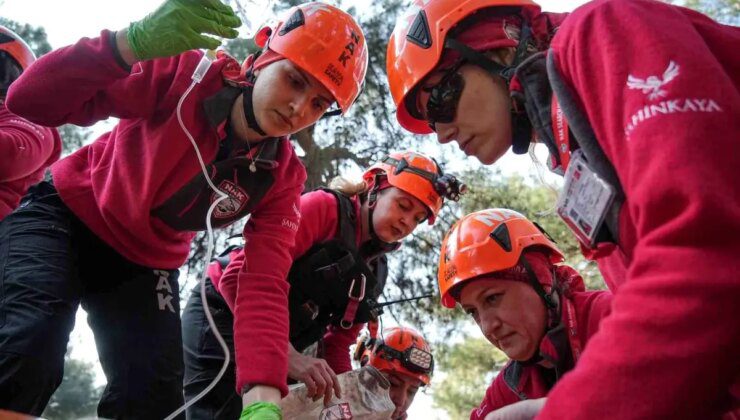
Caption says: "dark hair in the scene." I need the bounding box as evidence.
[0,50,23,96]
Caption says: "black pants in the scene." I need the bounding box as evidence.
[0,181,184,419]
[182,279,241,420]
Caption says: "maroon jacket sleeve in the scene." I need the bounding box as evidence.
[571,290,613,346]
[216,189,339,312]
[0,106,60,182]
[470,364,521,420]
[540,1,740,418]
[6,30,203,127]
[224,183,353,397]
[322,323,365,374]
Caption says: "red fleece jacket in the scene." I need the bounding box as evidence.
[0,103,61,220]
[471,290,612,419]
[6,31,306,396]
[214,190,366,384]
[538,1,740,418]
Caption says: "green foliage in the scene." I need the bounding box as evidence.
[432,336,508,420]
[223,31,258,62]
[42,354,101,420]
[668,0,740,24]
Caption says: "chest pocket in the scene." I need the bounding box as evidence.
[152,138,280,232]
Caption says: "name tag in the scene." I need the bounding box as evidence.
[556,150,616,248]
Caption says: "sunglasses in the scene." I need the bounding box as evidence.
[421,61,466,132]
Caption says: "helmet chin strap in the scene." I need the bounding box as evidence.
[241,59,268,137]
[240,85,267,137]
[361,177,401,257]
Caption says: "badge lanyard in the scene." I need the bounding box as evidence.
[563,297,582,361]
[552,94,616,248]
[556,150,617,248]
[551,94,571,171]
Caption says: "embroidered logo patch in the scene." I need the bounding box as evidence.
[212,180,249,219]
[623,60,724,138]
[627,60,680,101]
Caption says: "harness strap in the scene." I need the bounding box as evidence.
[340,274,366,329]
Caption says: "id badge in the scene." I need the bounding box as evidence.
[556,150,616,248]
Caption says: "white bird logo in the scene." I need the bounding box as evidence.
[627,61,680,101]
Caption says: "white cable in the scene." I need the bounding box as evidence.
[164,50,232,420]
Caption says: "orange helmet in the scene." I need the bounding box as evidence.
[356,326,433,385]
[1,26,35,94]
[387,0,540,134]
[264,2,368,114]
[438,208,563,308]
[363,151,466,225]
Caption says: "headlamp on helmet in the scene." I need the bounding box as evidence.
[376,342,434,375]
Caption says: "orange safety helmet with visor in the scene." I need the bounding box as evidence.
[362,151,466,226]
[252,2,369,114]
[236,2,369,136]
[354,326,433,386]
[438,208,564,308]
[386,0,541,136]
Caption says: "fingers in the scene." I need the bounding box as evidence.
[304,376,318,399]
[196,5,242,32]
[296,358,341,405]
[199,0,238,16]
[329,366,342,400]
[188,13,240,40]
[193,34,222,51]
[311,371,327,402]
[320,367,336,407]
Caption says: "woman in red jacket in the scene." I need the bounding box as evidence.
[387,0,740,418]
[181,151,464,419]
[0,1,367,418]
[438,209,612,420]
[0,25,61,220]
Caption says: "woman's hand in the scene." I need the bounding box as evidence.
[288,345,342,406]
[124,0,241,62]
[484,398,546,420]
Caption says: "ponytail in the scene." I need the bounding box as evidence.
[328,176,369,197]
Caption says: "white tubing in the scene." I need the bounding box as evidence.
[164,51,232,420]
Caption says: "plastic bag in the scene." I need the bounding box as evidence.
[279,366,395,419]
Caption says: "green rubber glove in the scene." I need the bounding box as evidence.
[240,402,282,420]
[127,0,241,60]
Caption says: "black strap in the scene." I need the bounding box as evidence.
[241,85,267,136]
[444,38,510,78]
[444,22,533,83]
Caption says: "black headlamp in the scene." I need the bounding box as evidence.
[376,342,434,375]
